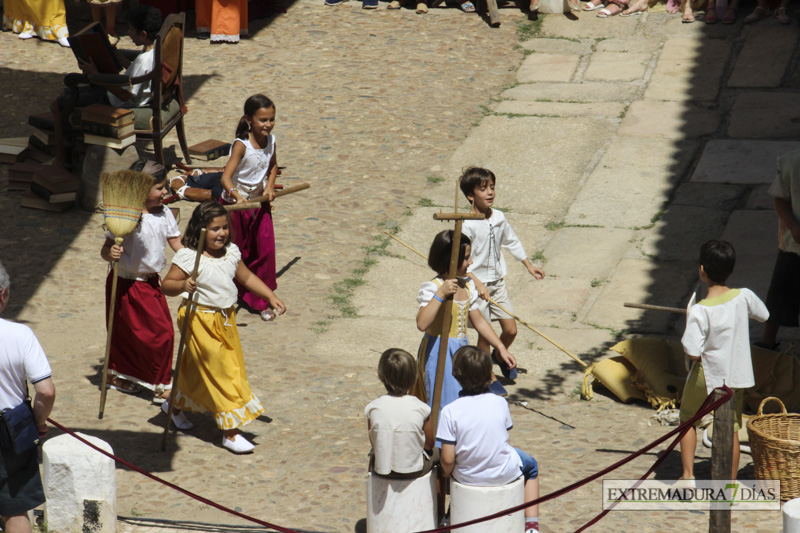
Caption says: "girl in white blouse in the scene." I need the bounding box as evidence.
[162,202,286,454]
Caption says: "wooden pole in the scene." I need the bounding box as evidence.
[161,229,206,451]
[383,231,587,368]
[709,387,733,533]
[624,302,686,315]
[224,183,310,212]
[98,238,123,420]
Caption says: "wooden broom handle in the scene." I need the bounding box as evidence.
[162,229,206,451]
[224,183,310,212]
[98,237,123,420]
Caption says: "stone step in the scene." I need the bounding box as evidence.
[501,82,640,103]
[728,92,800,139]
[494,100,626,118]
[691,140,800,184]
[644,38,731,103]
[728,24,798,89]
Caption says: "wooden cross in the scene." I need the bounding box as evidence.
[429,188,484,434]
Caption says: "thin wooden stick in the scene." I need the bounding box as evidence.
[99,238,123,420]
[384,231,587,368]
[162,228,206,451]
[624,302,686,315]
[430,220,462,436]
[224,183,310,212]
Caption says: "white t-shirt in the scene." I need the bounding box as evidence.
[107,208,180,275]
[220,136,276,202]
[172,244,241,308]
[681,288,769,394]
[436,393,521,486]
[108,47,156,108]
[462,209,527,283]
[0,319,52,412]
[365,394,431,475]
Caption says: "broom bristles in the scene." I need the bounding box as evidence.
[101,170,154,239]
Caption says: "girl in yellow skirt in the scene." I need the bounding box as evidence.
[162,201,286,454]
[3,0,70,46]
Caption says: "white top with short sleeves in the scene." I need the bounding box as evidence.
[365,394,431,475]
[172,244,241,308]
[107,208,180,276]
[768,149,800,255]
[436,392,521,486]
[681,288,769,394]
[108,47,155,108]
[462,209,527,283]
[0,319,52,412]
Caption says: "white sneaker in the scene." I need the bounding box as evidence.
[57,37,70,47]
[161,402,193,430]
[223,434,255,454]
[18,30,35,39]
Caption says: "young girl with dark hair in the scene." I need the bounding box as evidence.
[162,201,286,453]
[415,230,516,413]
[100,159,180,403]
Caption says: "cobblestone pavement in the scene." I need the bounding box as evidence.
[2,0,800,531]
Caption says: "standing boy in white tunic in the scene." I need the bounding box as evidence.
[679,240,769,482]
[459,167,544,392]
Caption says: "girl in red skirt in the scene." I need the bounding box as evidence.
[219,94,279,321]
[100,159,182,402]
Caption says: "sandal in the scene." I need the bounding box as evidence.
[744,5,768,22]
[704,4,717,23]
[459,0,476,11]
[583,0,605,10]
[107,377,141,394]
[721,6,736,23]
[597,4,621,16]
[388,0,404,8]
[620,2,647,15]
[682,11,695,22]
[775,6,790,23]
[416,2,429,12]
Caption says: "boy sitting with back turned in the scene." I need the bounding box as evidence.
[679,240,769,482]
[459,167,544,394]
[437,346,540,533]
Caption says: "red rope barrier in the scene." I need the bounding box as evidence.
[47,386,733,533]
[45,418,302,533]
[417,386,733,533]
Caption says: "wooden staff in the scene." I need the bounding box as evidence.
[384,231,587,369]
[225,183,311,212]
[162,229,206,451]
[429,212,484,435]
[99,239,122,420]
[624,302,686,315]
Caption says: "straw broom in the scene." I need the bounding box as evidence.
[98,170,155,419]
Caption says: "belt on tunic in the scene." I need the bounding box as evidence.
[117,270,159,282]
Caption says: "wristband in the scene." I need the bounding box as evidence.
[432,294,444,303]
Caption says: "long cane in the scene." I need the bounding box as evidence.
[383,231,588,368]
[162,229,206,451]
[99,238,123,420]
[224,183,311,212]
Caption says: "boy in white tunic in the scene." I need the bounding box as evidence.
[679,240,769,481]
[459,167,544,391]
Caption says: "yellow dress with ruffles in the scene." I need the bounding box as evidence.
[174,303,264,430]
[3,0,69,41]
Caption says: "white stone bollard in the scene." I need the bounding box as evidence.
[537,0,570,13]
[43,433,117,533]
[450,476,525,533]
[784,497,800,532]
[366,469,437,533]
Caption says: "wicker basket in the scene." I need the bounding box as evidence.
[747,397,800,501]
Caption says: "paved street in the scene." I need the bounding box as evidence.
[1,0,799,531]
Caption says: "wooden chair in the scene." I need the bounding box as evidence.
[64,12,192,167]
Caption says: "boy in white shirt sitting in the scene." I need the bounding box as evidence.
[679,240,769,481]
[437,346,540,533]
[365,349,439,479]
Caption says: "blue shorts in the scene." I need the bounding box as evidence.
[513,447,538,480]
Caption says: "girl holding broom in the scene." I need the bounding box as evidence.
[100,159,181,404]
[161,201,286,454]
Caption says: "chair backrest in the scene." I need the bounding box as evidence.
[149,12,185,122]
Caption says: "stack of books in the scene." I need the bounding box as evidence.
[21,167,79,212]
[81,104,135,149]
[0,138,29,165]
[5,163,44,191]
[27,112,56,163]
[188,139,231,161]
